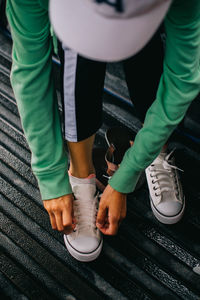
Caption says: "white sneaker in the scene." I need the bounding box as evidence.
[145,149,185,224]
[64,175,103,262]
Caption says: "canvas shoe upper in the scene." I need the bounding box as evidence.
[145,150,185,224]
[64,175,103,262]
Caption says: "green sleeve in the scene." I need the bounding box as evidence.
[6,0,72,200]
[109,0,200,193]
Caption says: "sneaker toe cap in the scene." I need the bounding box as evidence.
[70,236,101,254]
[156,201,183,217]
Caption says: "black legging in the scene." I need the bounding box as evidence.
[58,25,164,141]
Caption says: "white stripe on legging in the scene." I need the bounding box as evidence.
[63,46,78,142]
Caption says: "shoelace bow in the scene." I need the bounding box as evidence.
[73,195,99,233]
[149,150,183,201]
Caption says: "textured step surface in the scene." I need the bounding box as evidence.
[0,29,200,300]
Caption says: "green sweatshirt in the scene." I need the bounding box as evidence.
[6,0,200,200]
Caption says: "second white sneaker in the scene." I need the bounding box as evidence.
[145,149,185,224]
[64,175,103,262]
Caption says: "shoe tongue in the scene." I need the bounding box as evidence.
[73,183,96,201]
[152,152,166,165]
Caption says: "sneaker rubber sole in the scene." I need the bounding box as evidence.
[64,235,103,262]
[150,196,185,225]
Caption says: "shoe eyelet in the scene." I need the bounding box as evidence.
[155,193,159,197]
[150,174,153,177]
[153,186,157,190]
[152,180,155,184]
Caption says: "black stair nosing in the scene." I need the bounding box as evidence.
[0,48,11,65]
[104,244,199,300]
[0,45,12,64]
[0,90,21,118]
[0,168,63,230]
[119,217,200,296]
[0,81,15,105]
[91,254,153,300]
[0,44,12,59]
[144,213,200,265]
[0,34,12,61]
[0,179,181,300]
[0,144,37,188]
[0,62,10,77]
[126,202,200,267]
[0,271,29,300]
[0,69,12,89]
[129,195,200,262]
[3,141,195,296]
[0,115,30,151]
[106,232,200,300]
[0,128,31,166]
[144,261,199,300]
[0,251,59,300]
[0,186,156,300]
[128,192,200,255]
[0,82,17,104]
[0,87,17,108]
[103,102,142,134]
[117,209,200,296]
[0,115,25,141]
[0,189,66,251]
[0,103,23,134]
[0,211,113,300]
[0,160,41,203]
[1,115,198,298]
[0,52,11,67]
[143,226,200,270]
[102,243,181,300]
[0,231,77,300]
[0,193,125,300]
[104,77,130,102]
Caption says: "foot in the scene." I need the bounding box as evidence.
[93,127,145,192]
[64,175,103,262]
[145,149,185,224]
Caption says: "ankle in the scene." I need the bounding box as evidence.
[68,168,96,179]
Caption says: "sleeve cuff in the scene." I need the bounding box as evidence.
[108,159,143,194]
[36,168,72,200]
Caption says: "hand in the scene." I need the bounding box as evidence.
[43,194,76,235]
[96,184,127,235]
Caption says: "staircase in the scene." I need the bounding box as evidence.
[0,22,200,300]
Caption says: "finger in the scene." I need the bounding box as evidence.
[62,209,75,234]
[49,212,57,230]
[99,221,118,235]
[54,212,64,232]
[106,216,119,235]
[96,204,107,228]
[100,210,119,235]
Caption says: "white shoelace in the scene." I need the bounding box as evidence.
[73,195,98,235]
[149,150,183,201]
